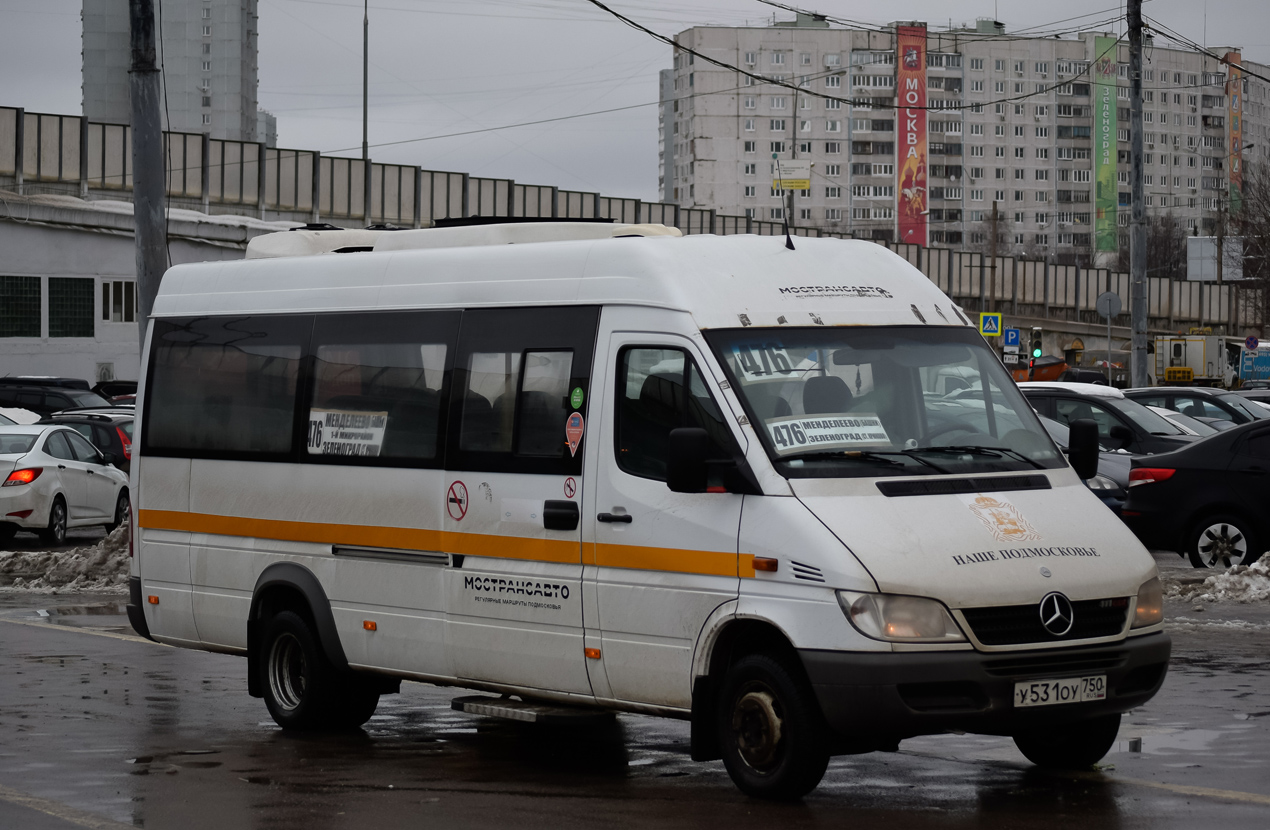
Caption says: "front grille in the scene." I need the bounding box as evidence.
[961,597,1130,646]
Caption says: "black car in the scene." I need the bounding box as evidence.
[1019,382,1197,456]
[0,383,111,415]
[1038,415,1133,514]
[37,409,135,474]
[1124,386,1270,426]
[1122,421,1270,568]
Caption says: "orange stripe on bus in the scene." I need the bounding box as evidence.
[138,510,755,577]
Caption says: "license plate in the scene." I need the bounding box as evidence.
[1013,675,1106,708]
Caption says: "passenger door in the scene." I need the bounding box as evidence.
[64,431,114,518]
[585,324,745,709]
[42,431,88,519]
[443,307,599,696]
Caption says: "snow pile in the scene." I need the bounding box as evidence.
[0,523,130,593]
[1162,558,1270,604]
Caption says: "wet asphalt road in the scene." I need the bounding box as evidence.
[0,552,1268,829]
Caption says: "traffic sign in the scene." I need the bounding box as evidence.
[979,312,1002,336]
[1247,336,1260,351]
[1095,291,1121,319]
[1003,327,1021,347]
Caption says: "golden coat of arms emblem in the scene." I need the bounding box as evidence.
[965,494,1042,542]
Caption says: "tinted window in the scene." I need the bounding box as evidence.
[65,431,100,462]
[305,311,458,466]
[1054,398,1126,441]
[66,424,96,444]
[616,347,737,483]
[1175,396,1234,421]
[449,307,599,475]
[0,434,36,454]
[144,316,310,458]
[43,431,74,460]
[1132,394,1168,409]
[1243,431,1270,459]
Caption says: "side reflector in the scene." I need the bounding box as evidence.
[147,595,159,605]
[363,620,377,631]
[753,557,779,572]
[1128,468,1176,487]
[584,647,601,659]
[5,509,33,519]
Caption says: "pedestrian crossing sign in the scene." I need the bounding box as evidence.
[979,312,1002,336]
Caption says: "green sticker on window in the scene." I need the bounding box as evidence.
[570,387,585,409]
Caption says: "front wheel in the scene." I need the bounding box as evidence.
[1187,514,1261,568]
[1013,713,1121,769]
[39,497,67,546]
[105,490,129,533]
[716,653,830,801]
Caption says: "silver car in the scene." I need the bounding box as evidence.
[0,425,129,546]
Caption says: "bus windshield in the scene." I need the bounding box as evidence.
[705,326,1067,478]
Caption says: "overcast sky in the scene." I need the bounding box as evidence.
[2,0,1267,202]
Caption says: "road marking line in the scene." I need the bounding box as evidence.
[0,783,134,830]
[1105,775,1270,806]
[0,615,159,645]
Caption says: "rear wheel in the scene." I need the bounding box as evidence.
[1013,713,1121,769]
[258,610,379,730]
[104,490,129,533]
[716,652,830,800]
[39,497,67,546]
[1187,514,1261,568]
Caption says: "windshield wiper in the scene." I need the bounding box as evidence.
[906,444,1046,470]
[780,449,953,474]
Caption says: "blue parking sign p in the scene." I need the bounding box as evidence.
[979,312,1002,336]
[1004,327,1020,347]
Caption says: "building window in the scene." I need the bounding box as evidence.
[994,189,1006,201]
[825,54,840,66]
[202,61,212,71]
[771,97,786,110]
[770,119,786,131]
[825,186,841,198]
[1035,169,1049,181]
[744,208,756,218]
[202,7,211,18]
[825,164,840,176]
[744,186,756,197]
[799,208,812,220]
[101,281,137,324]
[0,276,40,337]
[744,52,757,66]
[970,58,984,70]
[203,114,212,125]
[744,96,756,109]
[202,42,211,54]
[826,98,841,109]
[771,53,785,66]
[744,141,756,153]
[994,59,1005,71]
[202,96,212,107]
[1014,147,1025,159]
[770,208,784,219]
[826,120,841,133]
[48,277,95,338]
[770,141,785,153]
[825,142,841,154]
[825,75,841,89]
[744,118,755,132]
[800,52,812,66]
[202,25,211,36]
[826,208,841,221]
[744,163,756,175]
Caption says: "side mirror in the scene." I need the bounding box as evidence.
[666,428,710,493]
[1068,418,1100,480]
[1109,424,1133,450]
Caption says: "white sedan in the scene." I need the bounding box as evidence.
[0,424,129,546]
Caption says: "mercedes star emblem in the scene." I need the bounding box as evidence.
[1039,592,1074,637]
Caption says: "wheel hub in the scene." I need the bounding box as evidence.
[732,688,783,770]
[268,633,307,711]
[1199,523,1247,568]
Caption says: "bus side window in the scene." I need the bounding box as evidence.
[306,310,459,465]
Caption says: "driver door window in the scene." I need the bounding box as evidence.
[1054,398,1126,443]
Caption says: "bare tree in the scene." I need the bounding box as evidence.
[1117,212,1188,282]
[1229,161,1270,329]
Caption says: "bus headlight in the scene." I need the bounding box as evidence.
[1132,576,1163,628]
[837,591,966,643]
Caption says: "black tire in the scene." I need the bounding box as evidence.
[1187,513,1261,569]
[716,652,830,801]
[258,610,379,731]
[39,497,67,547]
[104,490,129,533]
[1013,713,1121,770]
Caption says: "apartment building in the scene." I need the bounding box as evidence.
[660,15,1270,262]
[82,0,274,144]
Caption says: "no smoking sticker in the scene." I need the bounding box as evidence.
[565,412,584,457]
[447,481,468,521]
[563,477,577,499]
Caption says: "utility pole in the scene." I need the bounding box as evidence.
[363,0,372,226]
[1128,0,1149,388]
[1216,196,1225,286]
[787,83,799,234]
[990,200,999,313]
[129,0,166,353]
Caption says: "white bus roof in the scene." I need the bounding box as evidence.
[156,230,974,332]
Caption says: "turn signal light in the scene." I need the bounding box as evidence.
[3,468,42,487]
[363,620,377,631]
[147,595,159,605]
[1128,468,1176,487]
[584,647,602,659]
[752,557,779,572]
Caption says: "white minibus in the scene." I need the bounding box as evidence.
[127,222,1169,799]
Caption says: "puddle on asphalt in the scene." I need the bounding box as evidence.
[17,601,130,630]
